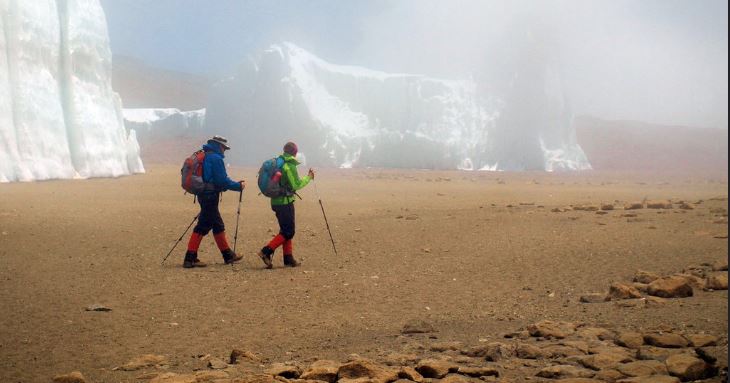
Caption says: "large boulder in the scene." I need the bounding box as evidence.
[527,320,577,339]
[646,277,693,298]
[300,360,341,383]
[665,354,717,381]
[643,333,689,349]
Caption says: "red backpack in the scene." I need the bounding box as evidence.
[181,150,209,194]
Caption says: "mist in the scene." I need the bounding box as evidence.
[102,0,729,130]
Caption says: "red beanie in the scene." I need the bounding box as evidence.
[284,142,298,156]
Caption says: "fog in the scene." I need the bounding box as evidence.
[102,0,728,130]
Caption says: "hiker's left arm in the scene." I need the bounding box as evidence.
[284,164,311,191]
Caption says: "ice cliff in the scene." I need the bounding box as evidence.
[206,43,591,171]
[0,0,144,183]
[123,108,205,145]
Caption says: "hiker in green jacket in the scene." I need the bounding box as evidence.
[258,142,314,268]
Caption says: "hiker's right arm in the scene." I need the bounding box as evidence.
[209,155,242,191]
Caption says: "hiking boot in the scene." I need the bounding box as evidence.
[183,251,206,268]
[222,249,243,264]
[258,249,273,269]
[283,254,300,267]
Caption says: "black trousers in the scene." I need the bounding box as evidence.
[272,203,295,239]
[193,193,225,235]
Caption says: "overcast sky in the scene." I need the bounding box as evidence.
[101,0,728,129]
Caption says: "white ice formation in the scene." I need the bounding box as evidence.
[0,0,144,183]
[206,43,591,171]
[123,108,205,145]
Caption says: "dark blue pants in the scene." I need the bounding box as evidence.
[193,193,225,235]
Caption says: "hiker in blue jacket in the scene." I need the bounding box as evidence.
[183,136,246,268]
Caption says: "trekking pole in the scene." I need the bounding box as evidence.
[313,179,338,256]
[161,213,199,265]
[233,189,243,255]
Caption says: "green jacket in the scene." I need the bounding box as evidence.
[271,153,311,206]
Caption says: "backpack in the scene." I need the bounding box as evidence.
[258,156,291,198]
[181,150,211,195]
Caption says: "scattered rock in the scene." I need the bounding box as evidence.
[606,282,643,300]
[616,376,680,383]
[382,352,419,366]
[579,293,607,303]
[527,320,576,339]
[338,359,399,383]
[542,344,587,358]
[705,273,728,290]
[625,202,645,210]
[686,334,718,347]
[300,360,341,383]
[711,259,728,271]
[52,371,86,383]
[665,354,716,381]
[463,342,515,361]
[634,271,661,284]
[415,359,458,378]
[120,354,168,371]
[617,360,668,377]
[148,372,197,383]
[646,277,693,298]
[637,347,691,362]
[678,203,694,210]
[595,369,627,382]
[402,319,435,334]
[429,341,463,352]
[579,352,633,371]
[577,327,615,341]
[515,343,544,359]
[438,374,471,383]
[230,349,260,364]
[457,366,499,377]
[207,357,228,370]
[536,365,595,379]
[397,366,423,382]
[85,303,111,312]
[601,203,615,211]
[573,205,600,211]
[615,332,645,349]
[646,201,673,209]
[671,274,706,290]
[643,333,689,348]
[266,363,302,378]
[695,346,728,370]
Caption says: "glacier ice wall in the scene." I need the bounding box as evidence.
[123,108,205,145]
[206,43,591,171]
[0,0,143,183]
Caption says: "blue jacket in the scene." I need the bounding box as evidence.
[202,143,242,193]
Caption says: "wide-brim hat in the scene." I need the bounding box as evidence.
[208,135,230,150]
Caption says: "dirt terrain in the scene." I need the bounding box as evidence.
[0,166,727,382]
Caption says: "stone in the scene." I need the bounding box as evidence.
[646,277,693,298]
[696,346,728,371]
[149,373,197,383]
[398,366,423,382]
[601,203,615,211]
[617,360,667,377]
[402,319,435,334]
[705,273,728,290]
[515,343,543,359]
[678,203,694,210]
[300,360,341,383]
[646,201,673,209]
[230,349,260,364]
[430,341,463,352]
[607,283,643,300]
[594,369,626,382]
[636,347,691,362]
[634,271,661,284]
[415,359,458,378]
[382,352,419,366]
[577,327,615,341]
[52,371,86,383]
[616,376,680,383]
[230,374,279,383]
[194,370,230,381]
[120,354,168,371]
[208,358,228,369]
[438,374,471,383]
[615,332,646,349]
[536,365,595,379]
[466,342,515,361]
[542,344,587,358]
[643,333,689,348]
[644,296,668,308]
[580,293,608,303]
[665,354,716,381]
[551,379,606,383]
[711,259,728,271]
[579,353,634,371]
[588,346,636,360]
[85,303,112,311]
[527,320,576,339]
[338,359,399,383]
[672,274,706,290]
[686,334,718,347]
[457,366,499,377]
[266,363,302,378]
[625,202,645,210]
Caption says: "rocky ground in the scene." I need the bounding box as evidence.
[0,166,727,383]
